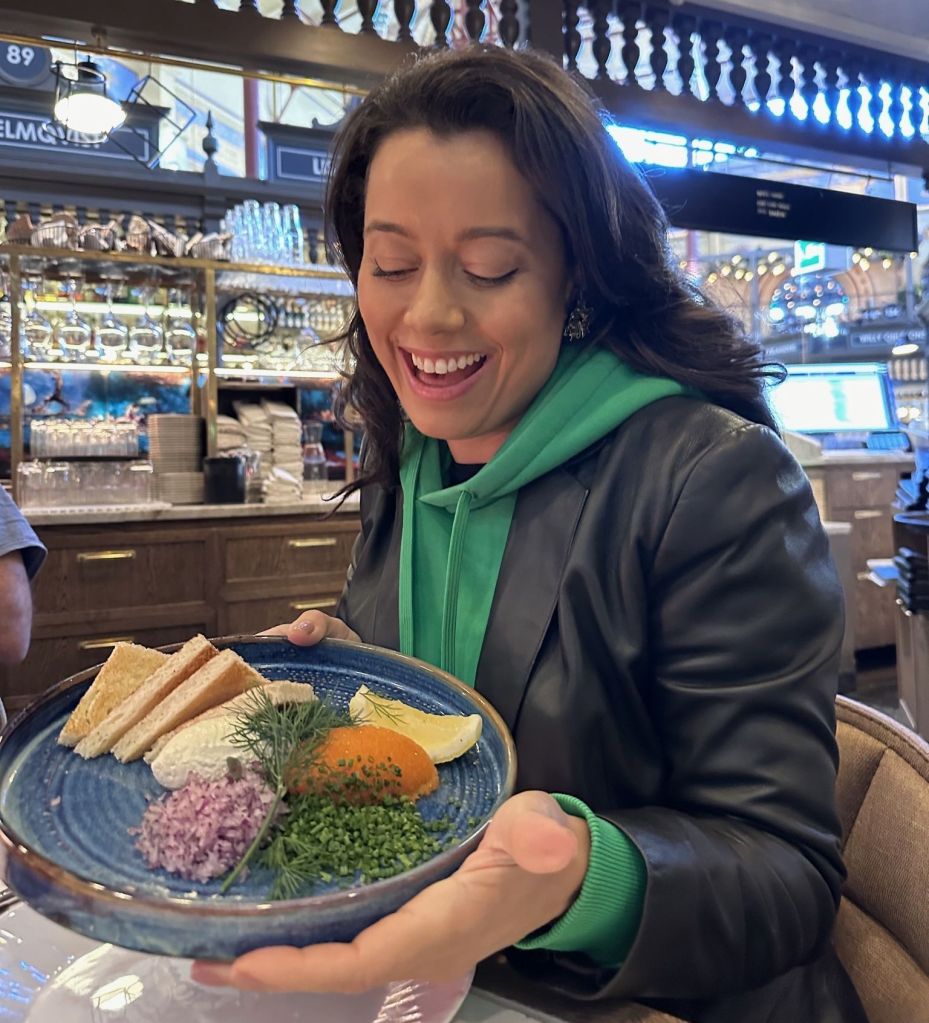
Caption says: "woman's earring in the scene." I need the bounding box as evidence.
[563,294,592,343]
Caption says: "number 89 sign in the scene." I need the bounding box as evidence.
[0,44,52,88]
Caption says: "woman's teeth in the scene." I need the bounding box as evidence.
[410,352,485,375]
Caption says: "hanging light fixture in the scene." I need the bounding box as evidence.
[51,58,126,143]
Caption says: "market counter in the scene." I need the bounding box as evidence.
[4,497,360,713]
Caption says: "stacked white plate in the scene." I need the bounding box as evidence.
[148,414,203,474]
[155,471,204,505]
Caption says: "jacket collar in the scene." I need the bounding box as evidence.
[475,463,589,731]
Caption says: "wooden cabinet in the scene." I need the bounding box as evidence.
[222,595,341,636]
[0,511,359,713]
[807,458,912,651]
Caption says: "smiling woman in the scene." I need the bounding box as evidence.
[198,46,868,1023]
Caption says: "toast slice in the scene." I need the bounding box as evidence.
[74,635,217,759]
[143,679,316,763]
[58,643,169,747]
[112,648,266,763]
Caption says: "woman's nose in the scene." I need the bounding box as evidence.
[402,271,466,335]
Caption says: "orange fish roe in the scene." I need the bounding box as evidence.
[287,725,439,805]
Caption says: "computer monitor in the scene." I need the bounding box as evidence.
[767,362,898,435]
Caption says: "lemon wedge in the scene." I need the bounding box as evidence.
[348,685,482,764]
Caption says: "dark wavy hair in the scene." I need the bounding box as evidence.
[325,45,782,493]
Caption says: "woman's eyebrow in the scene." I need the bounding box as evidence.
[363,220,413,238]
[457,226,527,245]
[363,221,528,247]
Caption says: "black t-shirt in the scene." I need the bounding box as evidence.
[444,460,483,487]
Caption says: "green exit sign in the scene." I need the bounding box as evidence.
[794,240,827,275]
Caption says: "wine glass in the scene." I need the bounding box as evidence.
[21,271,53,363]
[96,274,129,364]
[55,271,92,362]
[164,287,196,364]
[129,285,163,365]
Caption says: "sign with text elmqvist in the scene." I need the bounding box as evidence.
[0,111,152,163]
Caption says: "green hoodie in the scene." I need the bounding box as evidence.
[398,343,687,965]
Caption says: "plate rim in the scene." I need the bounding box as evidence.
[0,635,517,921]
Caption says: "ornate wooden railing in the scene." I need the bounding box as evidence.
[0,0,926,177]
[570,2,929,179]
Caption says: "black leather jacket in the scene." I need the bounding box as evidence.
[339,397,868,1023]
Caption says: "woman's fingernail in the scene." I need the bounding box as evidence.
[295,620,315,633]
[191,962,234,986]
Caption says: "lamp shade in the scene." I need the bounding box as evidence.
[52,59,125,141]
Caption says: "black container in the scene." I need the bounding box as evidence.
[203,455,246,504]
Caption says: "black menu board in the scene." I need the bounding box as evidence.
[647,166,918,253]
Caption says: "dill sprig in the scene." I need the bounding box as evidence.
[219,689,350,895]
[357,688,404,726]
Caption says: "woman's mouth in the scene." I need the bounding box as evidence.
[400,348,488,399]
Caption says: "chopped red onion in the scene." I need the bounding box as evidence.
[133,772,278,883]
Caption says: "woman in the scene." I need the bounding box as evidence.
[193,47,867,1022]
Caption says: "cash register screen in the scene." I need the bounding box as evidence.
[768,363,897,434]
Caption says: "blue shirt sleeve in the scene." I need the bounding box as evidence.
[0,489,46,581]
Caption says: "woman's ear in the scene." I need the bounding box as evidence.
[564,275,579,310]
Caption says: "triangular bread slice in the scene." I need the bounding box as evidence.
[112,648,266,763]
[143,679,315,763]
[74,635,217,759]
[58,643,169,747]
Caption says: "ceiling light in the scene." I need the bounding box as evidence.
[52,59,125,142]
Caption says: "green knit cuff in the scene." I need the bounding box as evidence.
[514,794,647,967]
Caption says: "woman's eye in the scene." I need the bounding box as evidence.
[465,269,519,287]
[372,261,415,279]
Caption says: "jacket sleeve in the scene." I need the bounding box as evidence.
[514,422,847,1002]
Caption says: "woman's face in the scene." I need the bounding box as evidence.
[358,128,572,463]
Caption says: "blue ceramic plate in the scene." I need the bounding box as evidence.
[0,637,516,960]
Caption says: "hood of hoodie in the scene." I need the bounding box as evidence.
[398,343,688,684]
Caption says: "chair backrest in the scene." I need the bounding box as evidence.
[834,696,929,1023]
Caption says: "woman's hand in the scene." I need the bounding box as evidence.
[191,790,590,994]
[259,610,360,646]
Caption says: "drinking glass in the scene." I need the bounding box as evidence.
[303,421,328,481]
[282,204,304,267]
[262,202,285,265]
[97,275,129,364]
[241,200,262,262]
[164,288,197,364]
[0,290,11,362]
[129,286,164,364]
[22,272,53,363]
[55,274,92,362]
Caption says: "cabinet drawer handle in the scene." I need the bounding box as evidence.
[79,636,134,651]
[77,549,137,563]
[290,598,338,612]
[287,538,338,549]
[853,510,884,520]
[852,472,883,482]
